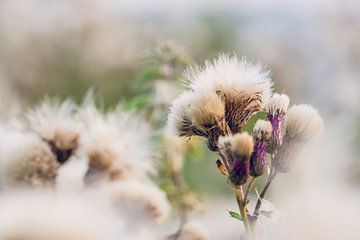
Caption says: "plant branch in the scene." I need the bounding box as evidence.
[253,166,277,222]
[235,186,253,239]
[244,177,257,205]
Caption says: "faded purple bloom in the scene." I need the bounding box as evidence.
[265,93,290,153]
[229,156,249,186]
[250,120,272,177]
[268,114,282,152]
[250,139,267,177]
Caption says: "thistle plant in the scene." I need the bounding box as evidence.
[168,54,324,239]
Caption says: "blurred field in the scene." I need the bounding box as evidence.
[0,1,360,239]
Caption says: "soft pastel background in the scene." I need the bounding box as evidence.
[0,0,359,239]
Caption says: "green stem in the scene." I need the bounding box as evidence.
[235,186,253,239]
[253,167,277,223]
[244,177,257,204]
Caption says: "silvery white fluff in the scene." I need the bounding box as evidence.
[0,123,59,189]
[77,96,154,183]
[167,91,194,136]
[27,98,81,146]
[55,155,89,192]
[0,191,124,240]
[99,180,170,225]
[253,120,273,140]
[265,93,290,115]
[27,99,82,165]
[285,104,324,141]
[184,54,273,105]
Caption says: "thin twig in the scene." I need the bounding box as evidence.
[244,177,257,205]
[253,167,277,222]
[235,186,253,240]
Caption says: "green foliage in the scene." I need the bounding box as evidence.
[228,210,243,221]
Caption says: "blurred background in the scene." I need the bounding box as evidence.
[0,0,360,238]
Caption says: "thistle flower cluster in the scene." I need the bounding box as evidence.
[0,93,172,239]
[168,54,324,237]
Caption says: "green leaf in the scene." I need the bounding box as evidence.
[135,67,161,84]
[124,94,153,111]
[228,210,243,221]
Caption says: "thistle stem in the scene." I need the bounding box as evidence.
[235,186,253,239]
[244,177,257,204]
[253,167,277,223]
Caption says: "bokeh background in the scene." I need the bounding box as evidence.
[0,0,359,238]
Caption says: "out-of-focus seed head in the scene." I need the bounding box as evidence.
[273,104,324,173]
[285,104,324,142]
[180,221,211,240]
[102,181,170,225]
[0,133,59,189]
[27,99,81,164]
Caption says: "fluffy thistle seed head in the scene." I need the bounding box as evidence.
[27,99,81,164]
[266,93,290,117]
[253,120,273,141]
[102,181,170,225]
[274,104,324,173]
[78,97,154,184]
[285,104,324,142]
[219,133,254,186]
[167,91,198,137]
[180,221,210,240]
[185,54,273,105]
[0,132,59,189]
[189,92,225,132]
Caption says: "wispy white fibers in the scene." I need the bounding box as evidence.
[0,123,59,189]
[100,180,170,225]
[56,155,89,192]
[0,191,123,240]
[285,104,324,141]
[185,54,273,105]
[78,94,154,183]
[27,98,81,156]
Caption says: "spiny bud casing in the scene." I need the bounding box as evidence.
[265,93,289,152]
[250,120,272,177]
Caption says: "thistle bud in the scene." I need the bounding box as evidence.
[273,104,323,172]
[265,93,290,152]
[218,133,254,186]
[250,120,272,177]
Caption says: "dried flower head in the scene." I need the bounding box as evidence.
[266,93,290,152]
[27,99,81,164]
[180,221,210,240]
[274,104,324,172]
[102,181,170,225]
[78,97,154,184]
[250,120,272,177]
[266,93,290,117]
[168,54,273,152]
[285,104,324,142]
[218,132,254,186]
[0,129,59,189]
[167,91,196,137]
